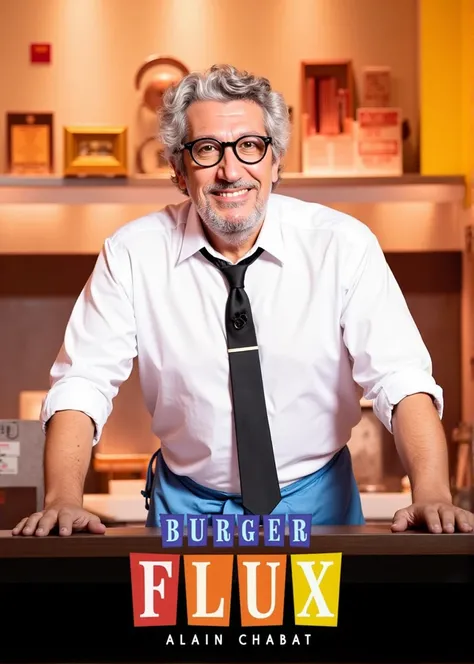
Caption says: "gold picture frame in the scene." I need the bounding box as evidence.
[6,112,54,175]
[63,125,128,177]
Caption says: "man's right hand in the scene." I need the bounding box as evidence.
[12,502,106,537]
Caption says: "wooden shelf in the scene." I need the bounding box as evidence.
[0,174,465,205]
[0,174,467,254]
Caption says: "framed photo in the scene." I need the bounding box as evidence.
[6,112,54,175]
[63,125,128,177]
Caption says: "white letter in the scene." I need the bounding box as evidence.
[188,516,206,543]
[192,561,225,618]
[243,561,280,619]
[139,561,173,618]
[239,634,247,645]
[215,517,231,543]
[291,518,308,543]
[165,519,180,542]
[280,634,287,645]
[242,518,256,543]
[267,518,281,542]
[297,560,334,618]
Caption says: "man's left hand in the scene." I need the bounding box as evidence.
[391,501,474,533]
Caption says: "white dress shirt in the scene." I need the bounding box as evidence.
[40,193,443,493]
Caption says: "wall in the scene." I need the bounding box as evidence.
[0,0,420,174]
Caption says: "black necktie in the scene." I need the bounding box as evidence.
[200,246,281,515]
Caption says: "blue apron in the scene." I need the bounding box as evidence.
[142,445,365,526]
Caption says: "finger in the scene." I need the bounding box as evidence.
[466,509,474,529]
[34,510,60,537]
[455,509,474,533]
[87,515,106,534]
[423,506,443,533]
[20,512,44,536]
[57,510,75,536]
[70,513,94,532]
[11,517,29,535]
[391,510,409,532]
[60,510,101,535]
[438,506,455,533]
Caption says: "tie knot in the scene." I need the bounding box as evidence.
[220,263,247,289]
[200,247,264,289]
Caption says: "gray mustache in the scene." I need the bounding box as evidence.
[206,182,257,193]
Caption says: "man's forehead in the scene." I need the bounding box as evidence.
[186,99,265,131]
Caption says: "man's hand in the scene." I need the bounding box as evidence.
[12,502,106,537]
[391,500,474,533]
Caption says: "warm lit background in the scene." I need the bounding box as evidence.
[0,0,473,519]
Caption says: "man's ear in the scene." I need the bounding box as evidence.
[170,157,187,191]
[175,168,186,191]
[271,156,281,184]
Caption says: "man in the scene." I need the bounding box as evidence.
[13,64,474,537]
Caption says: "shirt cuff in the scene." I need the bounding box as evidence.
[40,377,111,444]
[372,369,444,433]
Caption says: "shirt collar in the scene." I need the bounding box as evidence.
[254,194,285,264]
[177,204,208,264]
[177,194,285,265]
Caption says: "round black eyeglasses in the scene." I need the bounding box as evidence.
[180,135,273,168]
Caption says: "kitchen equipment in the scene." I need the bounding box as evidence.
[0,419,45,529]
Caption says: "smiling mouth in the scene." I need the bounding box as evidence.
[211,188,251,199]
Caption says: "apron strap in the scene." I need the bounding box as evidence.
[141,449,160,511]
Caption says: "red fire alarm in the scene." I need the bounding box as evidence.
[30,43,51,64]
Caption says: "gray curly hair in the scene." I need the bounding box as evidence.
[158,64,291,195]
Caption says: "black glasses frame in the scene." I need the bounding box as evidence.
[180,135,273,168]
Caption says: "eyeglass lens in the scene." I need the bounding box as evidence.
[191,136,267,166]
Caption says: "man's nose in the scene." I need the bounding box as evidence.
[216,146,244,181]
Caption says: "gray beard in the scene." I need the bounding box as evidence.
[197,194,265,248]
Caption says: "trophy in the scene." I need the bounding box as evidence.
[134,55,190,176]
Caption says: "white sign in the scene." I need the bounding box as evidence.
[0,456,19,475]
[0,441,20,456]
[355,107,402,175]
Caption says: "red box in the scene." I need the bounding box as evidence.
[30,43,51,64]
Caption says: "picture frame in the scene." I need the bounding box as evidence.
[6,112,54,175]
[63,125,128,177]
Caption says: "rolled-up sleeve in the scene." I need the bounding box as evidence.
[40,236,137,443]
[340,228,443,433]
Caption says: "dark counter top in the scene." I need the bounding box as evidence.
[2,524,474,663]
[1,524,473,558]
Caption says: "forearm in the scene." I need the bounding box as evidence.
[391,393,451,503]
[43,410,95,507]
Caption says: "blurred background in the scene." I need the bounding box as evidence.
[1,0,473,527]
